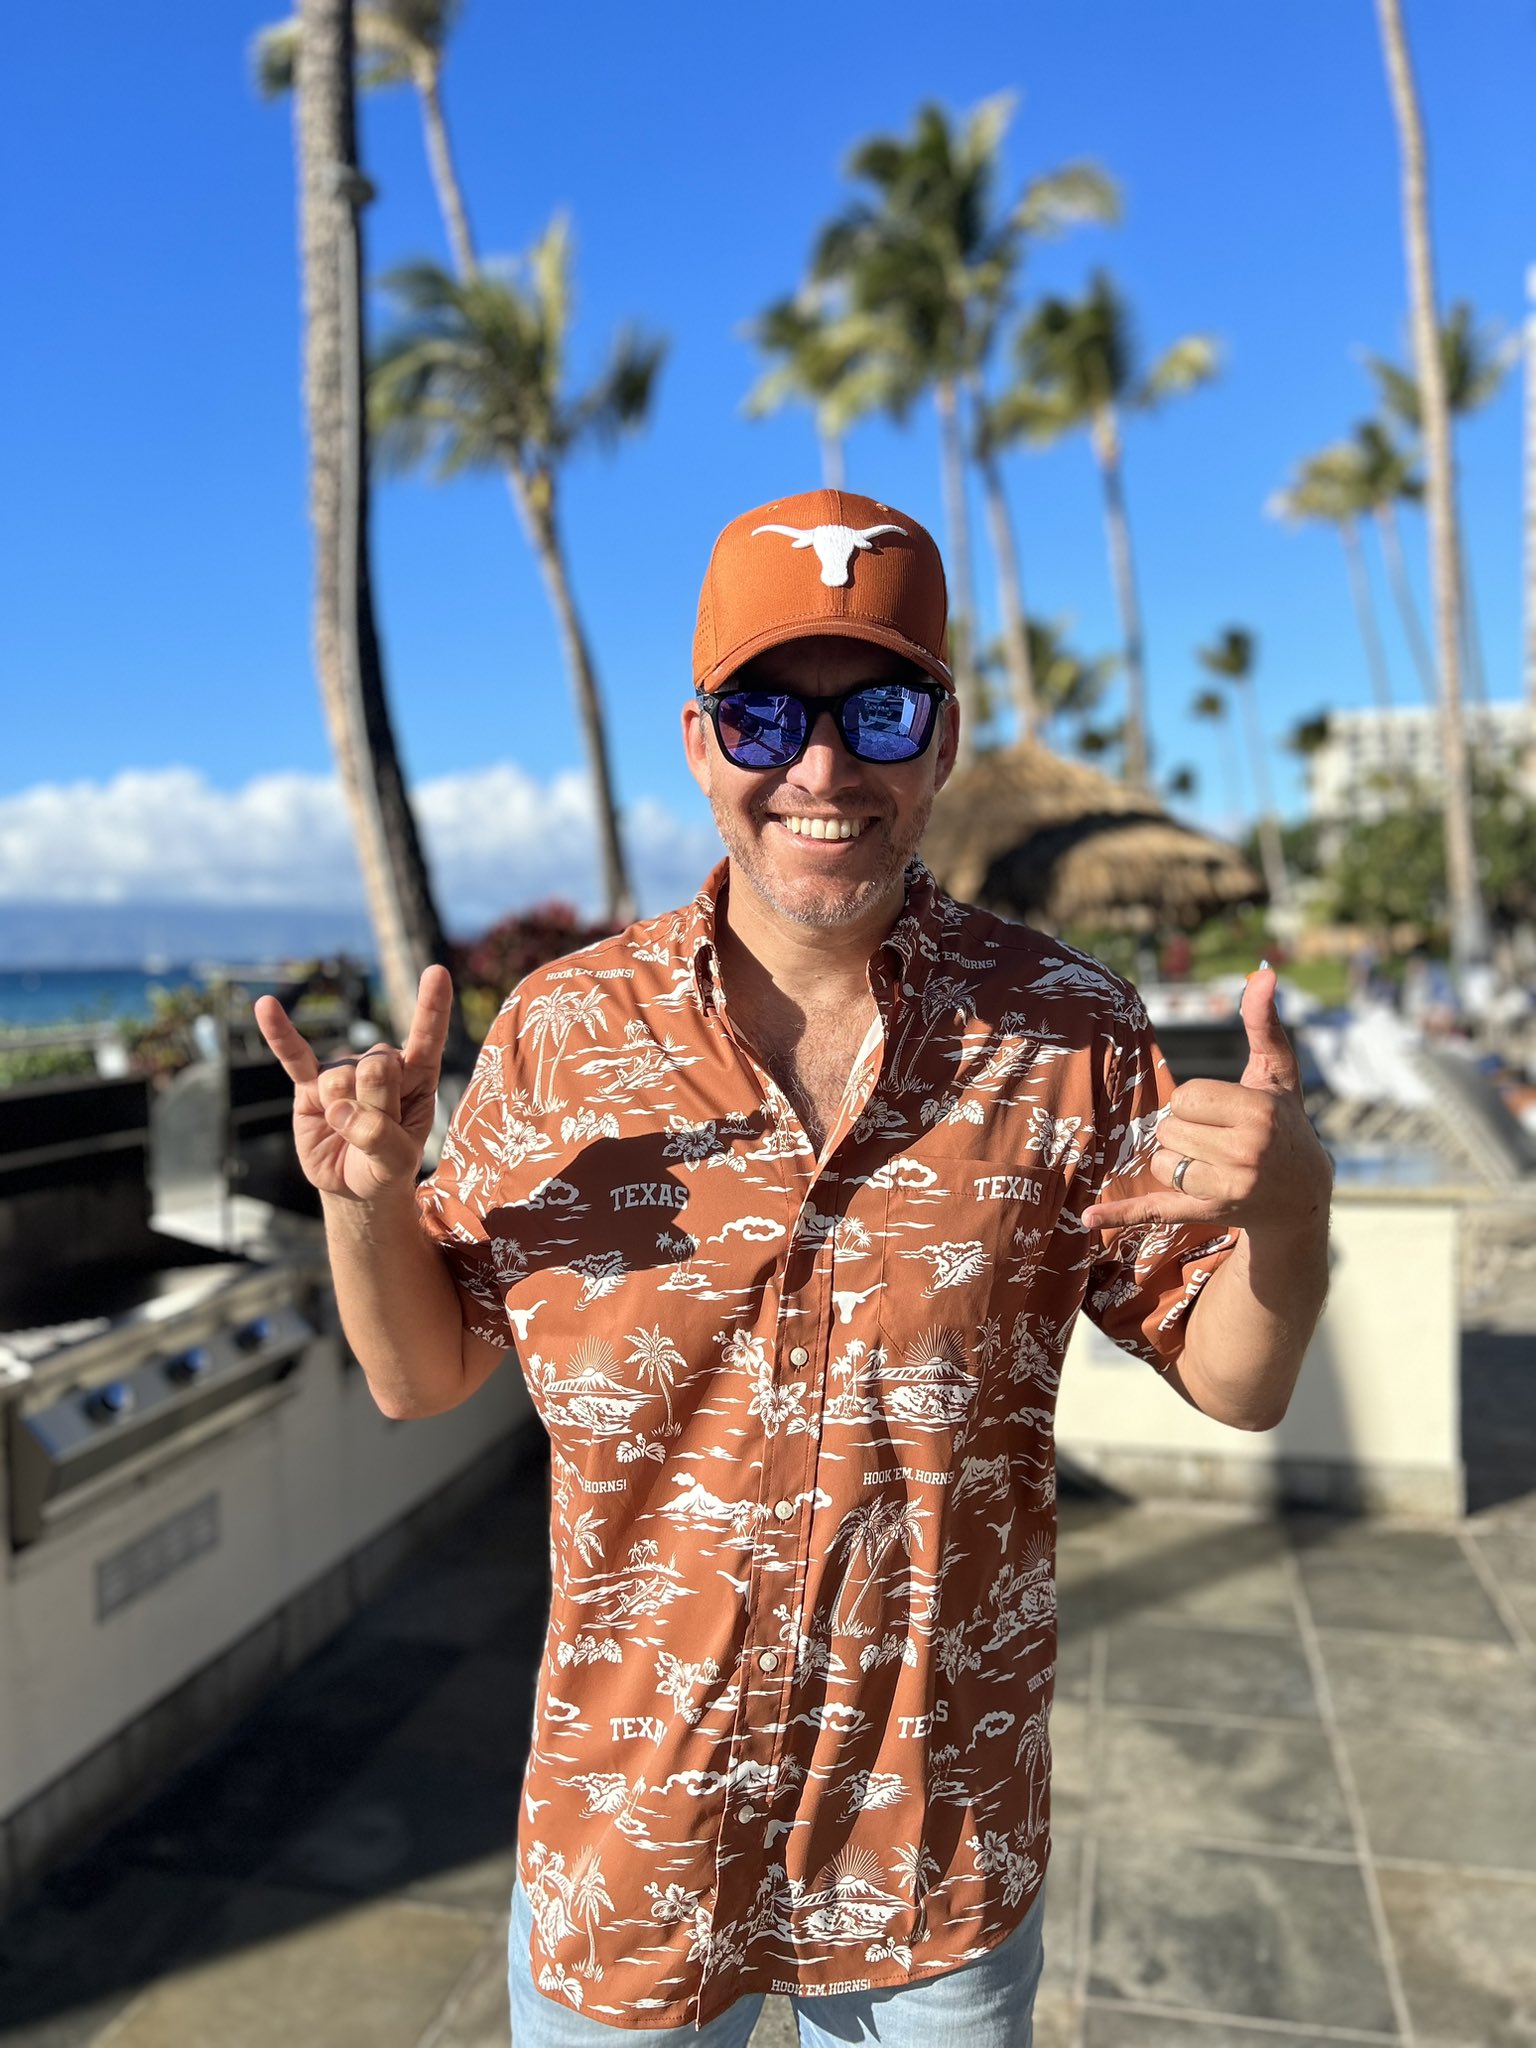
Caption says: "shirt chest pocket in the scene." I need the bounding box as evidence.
[865,1139,1068,1435]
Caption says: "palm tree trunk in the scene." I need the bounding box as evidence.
[1338,520,1396,715]
[417,64,477,278]
[510,473,637,925]
[296,0,473,1067]
[977,442,1037,742]
[1092,406,1149,789]
[1376,0,1489,973]
[933,378,979,762]
[1237,681,1292,912]
[1374,503,1438,705]
[1457,527,1488,708]
[1216,717,1245,835]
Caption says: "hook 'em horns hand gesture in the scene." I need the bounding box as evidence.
[253,965,455,1204]
[1082,966,1333,1242]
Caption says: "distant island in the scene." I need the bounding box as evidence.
[0,901,377,970]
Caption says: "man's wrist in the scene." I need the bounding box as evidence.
[320,1181,423,1239]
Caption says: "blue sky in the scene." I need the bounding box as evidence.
[2,0,1531,929]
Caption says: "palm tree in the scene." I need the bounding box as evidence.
[997,272,1219,789]
[625,1325,687,1432]
[1195,629,1290,914]
[369,226,665,924]
[570,1850,613,1980]
[1365,301,1518,708]
[254,0,477,277]
[973,168,1120,746]
[742,289,891,489]
[1190,687,1244,834]
[1350,420,1438,705]
[812,96,1019,751]
[1375,0,1489,973]
[285,0,472,1065]
[1285,710,1334,821]
[1267,443,1399,717]
[813,101,1118,765]
[1027,616,1117,747]
[1366,300,1517,433]
[836,1498,926,1634]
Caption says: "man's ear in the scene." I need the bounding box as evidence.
[682,699,711,798]
[933,694,960,792]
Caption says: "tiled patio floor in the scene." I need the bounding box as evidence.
[3,1351,1534,2047]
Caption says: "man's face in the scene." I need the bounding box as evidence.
[682,636,959,932]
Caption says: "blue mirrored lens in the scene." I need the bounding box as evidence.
[844,684,934,761]
[715,693,805,767]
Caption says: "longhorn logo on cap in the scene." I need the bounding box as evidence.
[751,521,908,588]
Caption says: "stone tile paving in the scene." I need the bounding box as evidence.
[3,1432,1535,2046]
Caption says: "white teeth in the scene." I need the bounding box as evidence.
[783,817,864,840]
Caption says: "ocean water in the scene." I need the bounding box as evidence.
[0,967,207,1029]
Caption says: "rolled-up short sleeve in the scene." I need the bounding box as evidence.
[414,1003,522,1351]
[1084,1005,1237,1371]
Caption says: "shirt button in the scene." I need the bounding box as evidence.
[788,1345,809,1368]
[757,1650,779,1672]
[737,1805,756,1823]
[773,1499,795,1521]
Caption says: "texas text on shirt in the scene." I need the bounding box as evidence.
[415,856,1236,2031]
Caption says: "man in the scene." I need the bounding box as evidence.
[256,489,1331,2045]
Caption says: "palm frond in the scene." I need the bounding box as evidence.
[1266,440,1370,526]
[985,382,1079,448]
[1352,418,1422,504]
[1138,334,1219,407]
[251,8,423,97]
[565,328,666,452]
[251,20,300,98]
[1015,161,1121,237]
[369,231,658,482]
[376,0,462,55]
[1196,627,1255,680]
[1363,352,1423,431]
[529,213,574,390]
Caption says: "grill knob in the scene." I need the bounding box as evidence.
[234,1317,272,1353]
[89,1380,136,1423]
[165,1345,213,1385]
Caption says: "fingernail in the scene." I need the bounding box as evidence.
[328,1100,356,1130]
[1259,958,1270,971]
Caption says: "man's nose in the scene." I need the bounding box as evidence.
[794,706,861,789]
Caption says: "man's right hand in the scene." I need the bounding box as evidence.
[253,965,455,1203]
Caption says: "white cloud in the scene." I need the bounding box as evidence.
[0,763,721,924]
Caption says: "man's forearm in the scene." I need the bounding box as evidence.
[1173,1221,1329,1431]
[321,1187,471,1420]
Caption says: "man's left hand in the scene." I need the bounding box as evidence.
[1082,966,1333,1239]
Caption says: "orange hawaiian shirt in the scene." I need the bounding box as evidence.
[416,859,1235,2030]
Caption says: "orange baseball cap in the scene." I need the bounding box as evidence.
[692,489,952,695]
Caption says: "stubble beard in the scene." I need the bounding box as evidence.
[710,791,936,931]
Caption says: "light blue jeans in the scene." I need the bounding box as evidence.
[508,1872,1045,2047]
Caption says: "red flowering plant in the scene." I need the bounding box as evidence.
[451,901,620,1042]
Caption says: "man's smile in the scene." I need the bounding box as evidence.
[771,814,871,842]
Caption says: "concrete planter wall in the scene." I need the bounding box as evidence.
[1056,1192,1463,1518]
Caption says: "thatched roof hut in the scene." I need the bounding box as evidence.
[923,742,1264,934]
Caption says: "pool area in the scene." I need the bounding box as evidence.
[1325,1140,1453,1188]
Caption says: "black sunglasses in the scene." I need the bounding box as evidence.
[696,676,949,770]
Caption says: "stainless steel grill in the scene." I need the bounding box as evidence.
[0,1071,318,1550]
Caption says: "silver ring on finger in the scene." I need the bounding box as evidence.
[1171,1154,1194,1194]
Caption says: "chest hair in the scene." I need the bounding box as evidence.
[758,1004,874,1153]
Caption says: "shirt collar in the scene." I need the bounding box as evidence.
[683,856,951,1017]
